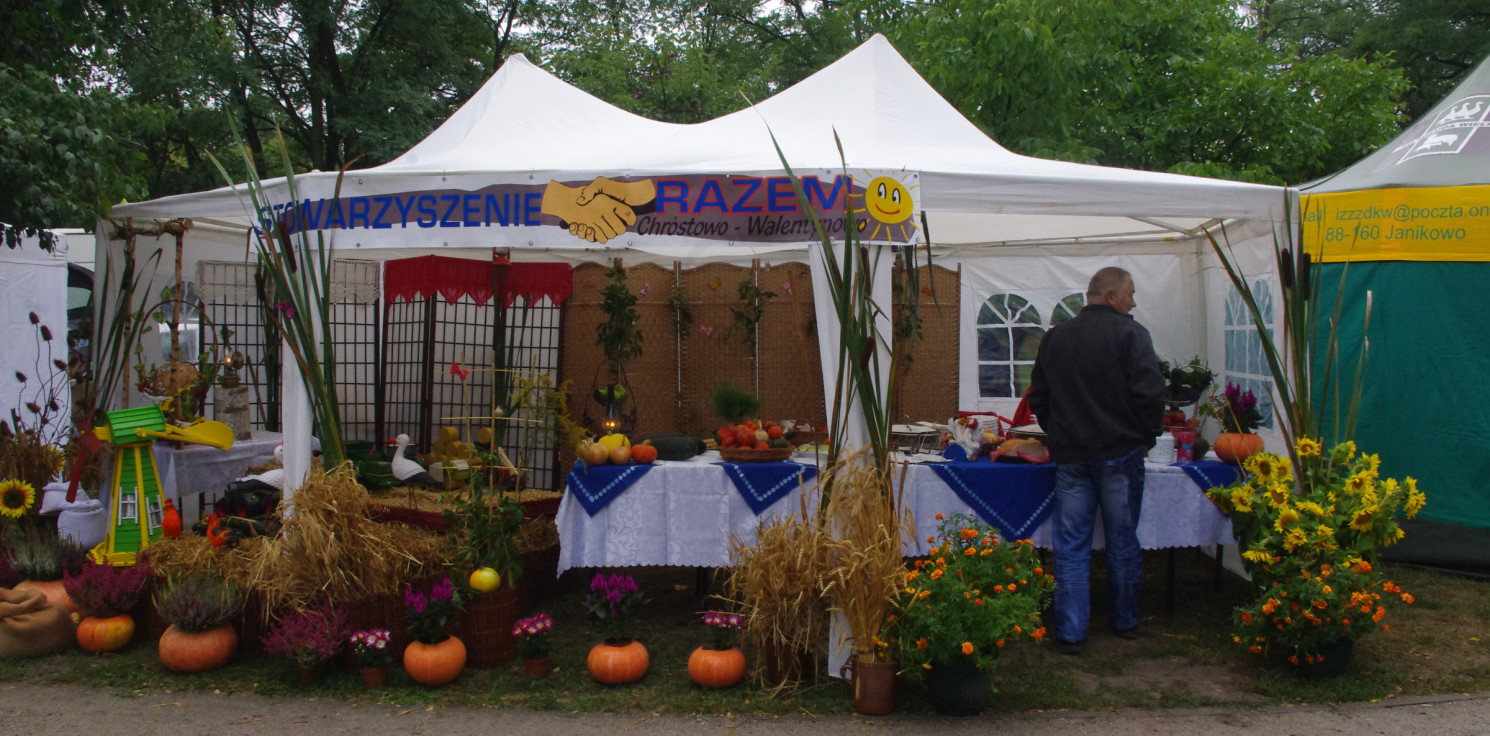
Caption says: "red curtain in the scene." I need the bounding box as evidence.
[384,255,572,306]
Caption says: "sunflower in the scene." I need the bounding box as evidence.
[1294,437,1322,457]
[43,445,65,476]
[0,479,36,518]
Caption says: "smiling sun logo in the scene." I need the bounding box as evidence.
[849,170,920,243]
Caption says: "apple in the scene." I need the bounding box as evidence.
[469,566,500,593]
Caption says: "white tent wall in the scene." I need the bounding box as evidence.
[1,228,71,450]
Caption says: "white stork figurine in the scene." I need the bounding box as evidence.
[227,444,286,493]
[389,433,441,487]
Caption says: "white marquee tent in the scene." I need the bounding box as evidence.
[105,34,1293,490]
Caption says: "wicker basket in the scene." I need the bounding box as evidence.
[718,447,793,463]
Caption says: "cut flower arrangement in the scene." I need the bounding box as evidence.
[896,513,1052,673]
[1207,438,1425,663]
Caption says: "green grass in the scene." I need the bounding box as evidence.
[3,553,1488,714]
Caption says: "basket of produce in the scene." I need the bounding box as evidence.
[718,447,793,463]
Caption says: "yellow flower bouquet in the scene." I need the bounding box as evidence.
[1207,438,1425,665]
[895,513,1052,673]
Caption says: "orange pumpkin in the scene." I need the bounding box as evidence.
[630,443,658,464]
[404,635,466,686]
[158,624,237,672]
[16,580,76,614]
[1214,432,1264,465]
[587,639,649,684]
[77,614,135,653]
[688,646,745,688]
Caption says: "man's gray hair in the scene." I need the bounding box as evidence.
[1087,267,1132,298]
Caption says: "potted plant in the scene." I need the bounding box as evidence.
[63,559,151,652]
[896,513,1053,716]
[155,574,244,673]
[688,611,746,688]
[1207,439,1425,675]
[9,529,87,613]
[512,612,554,679]
[444,489,523,667]
[583,570,649,684]
[349,628,393,688]
[262,599,348,684]
[402,576,466,686]
[585,259,642,436]
[1211,382,1265,464]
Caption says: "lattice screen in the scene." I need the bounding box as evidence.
[195,259,382,442]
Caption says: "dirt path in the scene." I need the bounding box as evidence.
[2,682,1487,735]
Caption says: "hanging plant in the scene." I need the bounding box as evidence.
[669,286,692,339]
[596,260,643,374]
[727,278,776,354]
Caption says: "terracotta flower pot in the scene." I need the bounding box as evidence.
[587,639,648,684]
[77,614,135,653]
[840,658,897,715]
[404,635,466,686]
[523,657,549,679]
[360,666,388,689]
[1214,432,1264,465]
[158,624,238,673]
[688,646,746,688]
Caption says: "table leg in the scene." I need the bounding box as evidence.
[1214,544,1225,591]
[1165,548,1176,617]
[696,567,711,599]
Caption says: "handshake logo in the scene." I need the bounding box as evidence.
[540,177,656,244]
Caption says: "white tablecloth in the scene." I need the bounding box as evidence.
[556,455,1236,574]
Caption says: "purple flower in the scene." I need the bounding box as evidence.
[275,301,297,319]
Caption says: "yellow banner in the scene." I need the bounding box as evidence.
[1302,185,1490,262]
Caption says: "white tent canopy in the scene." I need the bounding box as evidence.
[101,33,1291,498]
[112,35,1286,252]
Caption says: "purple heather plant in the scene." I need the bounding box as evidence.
[263,599,348,668]
[1222,382,1264,434]
[155,574,244,633]
[404,576,464,644]
[583,571,647,641]
[63,560,151,618]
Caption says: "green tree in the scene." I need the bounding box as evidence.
[881,0,1408,183]
[1256,0,1490,123]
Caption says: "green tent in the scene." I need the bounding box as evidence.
[1301,55,1490,575]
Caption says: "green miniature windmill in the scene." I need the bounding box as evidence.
[92,402,236,566]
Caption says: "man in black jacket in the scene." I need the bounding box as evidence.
[1029,267,1166,654]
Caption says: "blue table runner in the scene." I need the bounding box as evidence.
[716,461,819,515]
[928,461,1058,539]
[1176,460,1244,491]
[565,461,656,516]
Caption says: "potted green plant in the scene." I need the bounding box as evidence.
[63,559,151,652]
[262,599,348,684]
[587,259,643,435]
[155,574,244,673]
[349,628,393,688]
[402,576,466,686]
[512,612,554,679]
[896,513,1054,716]
[1207,439,1425,675]
[443,488,523,668]
[583,571,649,684]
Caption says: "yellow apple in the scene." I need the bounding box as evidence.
[469,566,501,593]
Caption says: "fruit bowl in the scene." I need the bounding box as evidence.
[718,447,793,463]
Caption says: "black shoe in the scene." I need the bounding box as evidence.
[1112,626,1139,640]
[1054,638,1085,655]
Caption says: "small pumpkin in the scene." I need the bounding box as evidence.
[587,639,649,684]
[16,579,76,614]
[1214,432,1264,465]
[630,442,658,465]
[404,635,466,686]
[77,614,135,653]
[688,646,745,688]
[158,623,237,672]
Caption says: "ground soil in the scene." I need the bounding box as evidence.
[1,682,1487,735]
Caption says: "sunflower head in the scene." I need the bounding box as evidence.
[0,479,36,518]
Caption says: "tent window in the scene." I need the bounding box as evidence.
[1224,282,1275,429]
[977,293,1046,399]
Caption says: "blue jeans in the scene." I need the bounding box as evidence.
[1051,448,1145,643]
